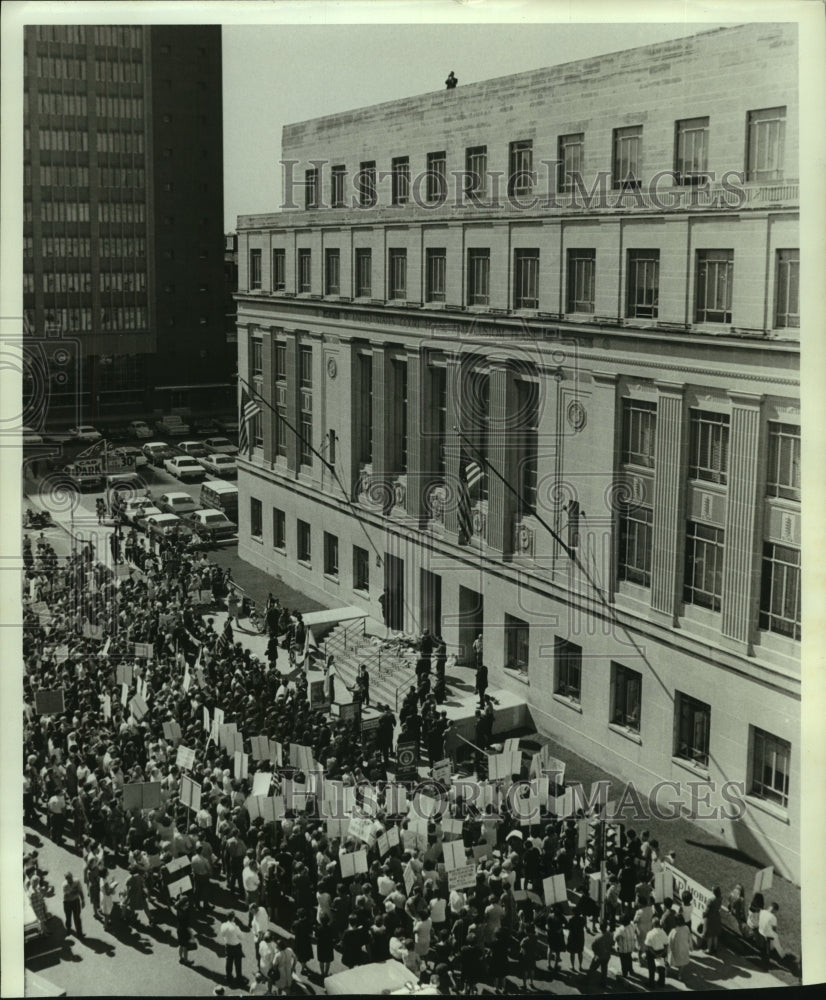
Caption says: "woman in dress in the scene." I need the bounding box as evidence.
[545,904,567,971]
[291,907,314,978]
[100,868,117,930]
[315,913,335,980]
[27,875,50,934]
[566,910,586,972]
[703,885,724,955]
[272,937,297,995]
[258,930,277,984]
[668,913,692,981]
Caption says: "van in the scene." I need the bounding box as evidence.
[199,480,238,523]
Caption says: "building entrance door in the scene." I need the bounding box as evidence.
[420,569,442,636]
[458,585,484,666]
[383,554,405,632]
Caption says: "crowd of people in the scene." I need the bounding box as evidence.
[21,521,790,994]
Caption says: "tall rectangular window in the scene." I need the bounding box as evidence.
[355,248,372,297]
[618,503,653,587]
[426,151,447,204]
[305,168,318,209]
[505,614,529,676]
[613,125,642,189]
[251,339,263,377]
[675,692,711,766]
[684,521,725,612]
[297,520,311,562]
[517,380,538,515]
[747,107,786,181]
[766,422,800,500]
[331,165,346,208]
[433,365,447,479]
[674,117,709,184]
[611,663,642,731]
[393,359,408,473]
[566,249,596,313]
[554,637,581,702]
[324,248,340,295]
[760,543,801,640]
[557,133,584,193]
[272,249,285,291]
[388,249,407,300]
[695,250,733,324]
[250,497,263,538]
[425,248,446,303]
[465,145,487,199]
[273,507,286,549]
[513,249,540,309]
[275,343,287,458]
[751,728,791,807]
[353,545,370,592]
[358,160,376,207]
[508,139,534,197]
[358,354,373,464]
[249,249,262,290]
[391,156,410,205]
[622,400,656,468]
[467,249,490,306]
[689,410,729,484]
[324,532,339,576]
[626,250,660,319]
[775,250,800,328]
[298,249,312,293]
[299,346,313,467]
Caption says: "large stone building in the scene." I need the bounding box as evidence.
[235,24,800,879]
[23,24,229,421]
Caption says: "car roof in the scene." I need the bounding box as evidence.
[205,435,231,441]
[210,453,235,460]
[202,480,238,493]
[145,440,168,447]
[150,512,179,521]
[194,508,230,517]
[161,491,191,499]
[174,455,200,463]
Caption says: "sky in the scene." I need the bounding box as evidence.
[221,21,723,230]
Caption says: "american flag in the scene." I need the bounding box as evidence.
[457,459,482,545]
[238,387,260,456]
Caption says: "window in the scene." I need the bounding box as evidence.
[626,250,660,319]
[554,637,581,701]
[695,250,733,324]
[465,146,487,200]
[391,156,410,205]
[325,248,340,295]
[298,249,312,293]
[358,354,373,463]
[513,249,540,309]
[250,498,263,539]
[760,543,801,640]
[467,249,490,306]
[613,125,642,189]
[358,160,376,207]
[566,249,596,313]
[750,728,791,807]
[517,380,538,515]
[675,692,711,766]
[249,249,262,290]
[425,248,446,303]
[433,365,447,479]
[689,410,729,484]
[747,107,786,182]
[324,532,339,576]
[618,503,653,587]
[508,140,534,197]
[426,151,447,205]
[684,521,725,612]
[299,346,313,467]
[611,663,642,731]
[251,339,263,377]
[674,117,709,184]
[353,545,370,591]
[272,249,285,291]
[557,133,584,193]
[305,168,318,209]
[766,422,800,500]
[275,343,287,458]
[331,165,346,208]
[505,614,529,675]
[297,520,311,562]
[622,400,656,468]
[775,250,799,328]
[273,508,286,549]
[355,248,372,297]
[393,359,408,473]
[388,249,407,300]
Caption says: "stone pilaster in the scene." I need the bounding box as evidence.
[261,330,274,465]
[486,364,517,553]
[406,350,427,521]
[284,332,299,473]
[443,354,463,538]
[650,382,685,623]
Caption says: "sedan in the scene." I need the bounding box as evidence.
[198,453,237,478]
[113,445,148,469]
[178,440,210,459]
[129,420,153,440]
[144,513,201,547]
[156,491,200,516]
[142,441,177,467]
[202,436,239,456]
[185,508,237,542]
[121,499,162,528]
[193,417,221,436]
[164,455,207,482]
[68,425,102,442]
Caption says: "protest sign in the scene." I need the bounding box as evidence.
[129,694,148,721]
[202,707,210,733]
[35,688,65,715]
[440,817,463,838]
[55,645,69,664]
[662,862,713,935]
[163,721,182,744]
[326,817,347,839]
[116,664,134,686]
[121,683,129,707]
[251,771,272,797]
[229,730,245,755]
[176,745,196,771]
[442,840,467,872]
[543,873,568,907]
[133,642,154,660]
[233,751,249,780]
[472,843,492,862]
[339,702,360,726]
[532,746,566,786]
[340,850,368,879]
[377,832,391,857]
[753,866,774,894]
[102,694,112,720]
[122,781,161,812]
[182,666,191,693]
[653,870,674,904]
[180,775,201,812]
[219,722,238,749]
[250,736,269,761]
[347,815,375,843]
[403,863,417,895]
[386,783,408,816]
[167,875,192,899]
[447,864,477,891]
[432,759,452,784]
[385,825,400,848]
[214,708,225,727]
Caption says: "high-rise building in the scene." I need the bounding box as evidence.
[23,24,229,422]
[235,24,800,879]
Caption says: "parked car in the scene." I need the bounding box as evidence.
[120,498,161,527]
[155,414,190,437]
[202,436,239,456]
[193,417,221,435]
[156,491,200,516]
[198,453,238,478]
[67,424,102,442]
[142,441,177,467]
[185,508,237,542]
[134,504,165,531]
[143,512,200,546]
[113,445,148,469]
[215,416,239,434]
[178,439,210,458]
[164,455,207,482]
[22,426,44,445]
[129,420,153,440]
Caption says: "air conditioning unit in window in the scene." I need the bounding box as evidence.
[309,294,323,300]
[444,304,463,312]
[488,308,508,316]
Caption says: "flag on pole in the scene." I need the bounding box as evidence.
[457,459,482,545]
[238,387,260,456]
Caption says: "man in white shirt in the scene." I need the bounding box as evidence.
[758,903,785,966]
[218,912,244,984]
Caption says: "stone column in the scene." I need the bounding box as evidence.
[406,349,427,522]
[284,332,299,473]
[371,347,391,479]
[486,364,517,553]
[261,330,274,465]
[443,353,463,538]
[721,393,764,648]
[650,382,685,624]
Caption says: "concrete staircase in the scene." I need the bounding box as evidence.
[320,619,419,712]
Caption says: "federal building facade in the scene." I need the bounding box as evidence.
[235,25,801,879]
